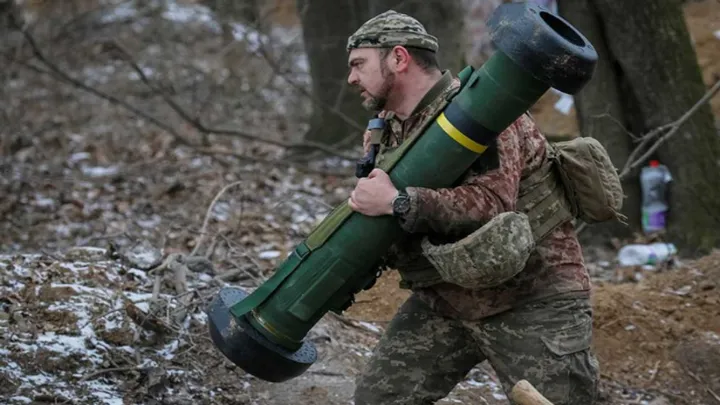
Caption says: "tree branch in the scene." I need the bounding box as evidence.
[13,18,196,147]
[13,14,359,164]
[618,77,720,178]
[110,40,359,161]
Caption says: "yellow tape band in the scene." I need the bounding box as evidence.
[436,112,488,154]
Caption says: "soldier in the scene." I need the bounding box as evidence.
[345,10,600,405]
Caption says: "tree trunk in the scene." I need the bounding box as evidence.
[370,0,466,74]
[297,0,370,146]
[556,0,640,245]
[460,0,505,68]
[592,0,720,254]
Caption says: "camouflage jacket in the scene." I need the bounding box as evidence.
[376,70,591,321]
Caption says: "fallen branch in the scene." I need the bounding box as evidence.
[190,181,246,258]
[213,267,253,283]
[32,394,74,404]
[124,297,172,335]
[328,312,382,337]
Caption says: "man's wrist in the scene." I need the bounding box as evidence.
[390,189,411,217]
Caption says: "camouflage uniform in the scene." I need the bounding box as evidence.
[348,10,599,405]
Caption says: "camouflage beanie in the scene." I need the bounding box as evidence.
[346,10,439,53]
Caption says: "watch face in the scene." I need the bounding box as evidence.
[393,193,411,215]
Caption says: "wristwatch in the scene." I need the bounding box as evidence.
[391,190,411,217]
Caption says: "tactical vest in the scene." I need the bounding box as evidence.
[394,145,574,289]
[369,79,577,290]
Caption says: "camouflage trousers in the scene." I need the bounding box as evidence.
[354,293,599,405]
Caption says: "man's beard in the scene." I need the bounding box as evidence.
[361,63,395,112]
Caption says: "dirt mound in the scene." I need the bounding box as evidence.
[592,251,720,403]
[344,270,410,323]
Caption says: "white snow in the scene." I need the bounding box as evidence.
[258,250,281,259]
[162,1,218,29]
[81,165,120,178]
[100,2,139,23]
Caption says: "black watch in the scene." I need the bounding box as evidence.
[391,190,411,217]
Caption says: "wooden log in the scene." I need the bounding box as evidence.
[510,379,555,405]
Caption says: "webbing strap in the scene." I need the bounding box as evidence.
[517,154,573,241]
[305,89,461,252]
[400,154,573,289]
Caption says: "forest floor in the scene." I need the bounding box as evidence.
[2,0,720,404]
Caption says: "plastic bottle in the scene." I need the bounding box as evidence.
[639,160,672,234]
[617,243,677,267]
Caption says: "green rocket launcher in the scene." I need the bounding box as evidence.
[207,2,598,382]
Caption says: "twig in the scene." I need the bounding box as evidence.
[111,40,359,160]
[32,394,74,404]
[79,365,140,382]
[11,18,194,148]
[166,256,193,324]
[619,78,720,178]
[252,33,364,134]
[151,274,162,300]
[683,366,720,404]
[78,307,126,330]
[577,78,720,235]
[648,360,661,384]
[213,267,252,283]
[15,21,360,178]
[194,147,352,177]
[308,370,347,377]
[708,388,720,404]
[190,181,245,257]
[328,312,381,337]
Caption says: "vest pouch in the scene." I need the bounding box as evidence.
[420,211,535,289]
[548,137,625,224]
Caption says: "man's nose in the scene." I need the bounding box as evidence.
[347,70,358,85]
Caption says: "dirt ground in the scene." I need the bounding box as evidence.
[3,0,720,404]
[347,253,720,404]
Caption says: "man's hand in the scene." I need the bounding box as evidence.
[348,168,397,216]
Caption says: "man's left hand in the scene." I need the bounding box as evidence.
[348,168,397,216]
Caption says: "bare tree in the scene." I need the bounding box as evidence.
[557,0,640,244]
[296,0,371,146]
[370,0,466,74]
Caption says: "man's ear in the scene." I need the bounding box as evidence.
[390,45,411,73]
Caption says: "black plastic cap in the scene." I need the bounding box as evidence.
[207,287,317,383]
[487,2,597,94]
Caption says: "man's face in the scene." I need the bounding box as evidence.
[347,48,396,111]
